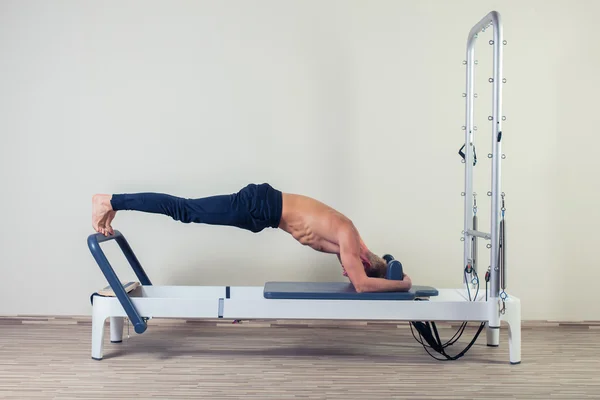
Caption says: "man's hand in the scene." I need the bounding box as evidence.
[354,275,413,293]
[337,225,413,293]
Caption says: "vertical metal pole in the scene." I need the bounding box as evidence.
[463,30,476,280]
[464,11,503,329]
[472,214,478,274]
[489,13,503,329]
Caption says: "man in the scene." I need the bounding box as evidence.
[91,183,412,293]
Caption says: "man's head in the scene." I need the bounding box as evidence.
[339,251,388,278]
[362,251,388,278]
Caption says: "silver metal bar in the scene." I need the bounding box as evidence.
[500,218,506,290]
[462,33,475,276]
[464,11,503,328]
[218,298,224,318]
[472,215,478,274]
[466,229,491,240]
[489,12,503,302]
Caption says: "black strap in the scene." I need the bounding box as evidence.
[411,321,485,361]
[458,144,477,166]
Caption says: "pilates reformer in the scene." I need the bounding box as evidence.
[86,10,521,364]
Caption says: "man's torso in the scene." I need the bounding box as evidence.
[278,193,351,254]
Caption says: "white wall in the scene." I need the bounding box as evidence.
[1,0,598,320]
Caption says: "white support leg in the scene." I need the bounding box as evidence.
[91,306,108,361]
[110,317,125,343]
[486,325,500,347]
[501,298,522,365]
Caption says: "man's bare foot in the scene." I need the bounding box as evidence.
[105,210,117,235]
[92,194,115,236]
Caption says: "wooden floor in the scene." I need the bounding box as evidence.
[0,317,599,399]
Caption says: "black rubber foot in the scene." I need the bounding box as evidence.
[487,344,499,347]
[510,361,521,365]
[111,340,123,343]
[91,357,103,361]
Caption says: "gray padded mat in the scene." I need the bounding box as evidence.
[263,282,439,300]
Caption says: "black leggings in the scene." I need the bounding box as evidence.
[110,183,283,233]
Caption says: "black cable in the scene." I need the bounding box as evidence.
[443,322,467,347]
[411,320,486,361]
[408,192,493,361]
[473,270,481,301]
[409,266,485,361]
[409,322,425,346]
[464,268,472,301]
[431,322,444,346]
[421,334,450,361]
[443,268,480,347]
[485,268,490,301]
[441,322,486,361]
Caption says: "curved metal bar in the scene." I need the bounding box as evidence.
[87,230,152,334]
[463,11,503,328]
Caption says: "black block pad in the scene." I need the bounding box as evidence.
[263,282,439,300]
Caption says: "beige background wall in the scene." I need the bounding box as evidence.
[1,0,598,320]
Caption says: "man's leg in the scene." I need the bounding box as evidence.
[92,183,282,235]
[110,192,245,225]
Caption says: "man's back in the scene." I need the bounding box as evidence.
[279,193,351,254]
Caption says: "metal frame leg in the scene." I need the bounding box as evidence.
[110,317,125,343]
[486,325,500,347]
[91,306,108,361]
[501,298,522,364]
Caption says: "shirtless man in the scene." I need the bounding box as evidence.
[91,183,412,293]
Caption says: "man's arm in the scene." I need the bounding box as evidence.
[338,226,412,293]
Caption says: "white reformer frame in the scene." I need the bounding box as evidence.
[91,285,521,363]
[88,11,521,364]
